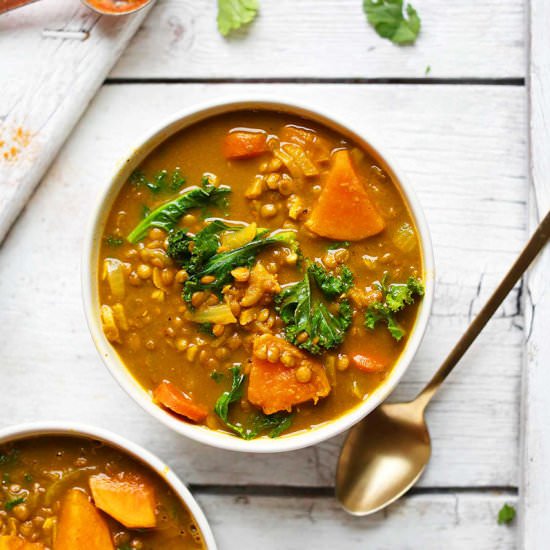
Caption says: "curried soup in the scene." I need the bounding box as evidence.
[0,436,204,550]
[98,109,424,440]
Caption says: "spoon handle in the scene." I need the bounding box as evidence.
[416,208,550,410]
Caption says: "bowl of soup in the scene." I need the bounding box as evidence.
[0,423,215,549]
[83,98,434,452]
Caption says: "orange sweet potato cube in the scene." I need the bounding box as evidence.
[248,334,331,414]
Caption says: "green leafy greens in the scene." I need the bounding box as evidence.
[167,222,298,304]
[276,263,353,355]
[498,503,516,525]
[217,0,259,36]
[5,496,25,511]
[363,0,421,45]
[130,168,186,194]
[127,179,230,244]
[365,274,424,341]
[104,235,124,247]
[214,365,293,439]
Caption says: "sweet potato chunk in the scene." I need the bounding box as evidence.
[248,334,331,414]
[305,149,385,240]
[55,489,114,550]
[90,472,157,529]
[0,536,45,550]
[223,131,268,159]
[153,381,208,423]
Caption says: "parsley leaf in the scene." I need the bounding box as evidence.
[5,496,25,511]
[214,365,293,439]
[363,0,421,45]
[365,274,424,341]
[210,371,225,383]
[130,168,186,194]
[498,503,516,525]
[327,241,350,250]
[276,268,353,355]
[217,0,259,37]
[104,235,124,247]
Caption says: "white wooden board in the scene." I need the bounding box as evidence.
[112,0,525,80]
[520,0,550,547]
[0,84,525,493]
[199,492,517,550]
[0,0,152,243]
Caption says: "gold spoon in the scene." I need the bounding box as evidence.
[336,208,550,516]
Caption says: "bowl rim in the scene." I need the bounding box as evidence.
[0,421,217,550]
[82,95,435,453]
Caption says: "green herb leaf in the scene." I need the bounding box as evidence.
[365,274,424,341]
[308,262,354,298]
[130,168,186,194]
[197,322,214,336]
[276,269,353,355]
[23,473,33,483]
[327,241,350,250]
[214,365,293,439]
[498,503,516,525]
[0,449,19,466]
[127,181,231,243]
[363,0,421,45]
[141,204,151,219]
[104,235,124,247]
[210,371,225,383]
[217,0,259,36]
[5,496,25,511]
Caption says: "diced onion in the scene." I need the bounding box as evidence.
[393,223,417,253]
[112,303,129,331]
[282,143,319,177]
[189,304,237,325]
[101,304,120,343]
[104,258,125,299]
[220,222,257,251]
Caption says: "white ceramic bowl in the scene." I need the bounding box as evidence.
[82,97,435,453]
[0,422,217,549]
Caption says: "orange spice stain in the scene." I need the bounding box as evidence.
[0,126,32,162]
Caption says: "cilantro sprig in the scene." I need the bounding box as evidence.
[363,0,421,45]
[217,0,259,36]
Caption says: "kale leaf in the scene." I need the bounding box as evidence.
[308,262,354,298]
[178,227,297,304]
[5,496,25,511]
[127,180,230,243]
[214,365,292,439]
[217,0,259,36]
[276,267,353,355]
[365,274,424,341]
[363,0,421,45]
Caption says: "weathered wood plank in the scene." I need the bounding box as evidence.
[197,492,517,549]
[0,84,525,487]
[0,0,153,243]
[111,0,525,79]
[520,0,550,546]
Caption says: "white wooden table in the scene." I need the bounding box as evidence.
[2,1,549,548]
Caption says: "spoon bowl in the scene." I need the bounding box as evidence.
[336,209,550,516]
[336,402,430,516]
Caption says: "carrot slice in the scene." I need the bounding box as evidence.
[305,149,385,240]
[352,354,387,373]
[248,335,331,414]
[0,536,45,550]
[55,489,114,550]
[90,472,156,529]
[153,381,208,423]
[223,130,268,159]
